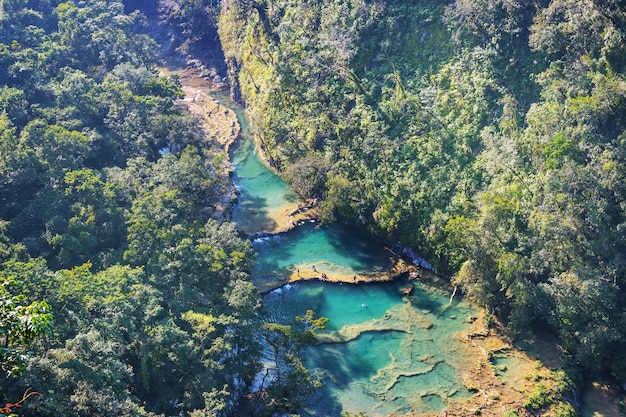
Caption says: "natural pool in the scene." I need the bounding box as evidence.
[230,125,302,236]
[251,222,396,287]
[229,118,478,415]
[262,279,477,416]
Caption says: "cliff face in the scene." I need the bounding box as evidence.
[124,0,227,77]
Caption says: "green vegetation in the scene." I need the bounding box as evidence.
[0,1,270,415]
[259,310,327,414]
[218,0,626,406]
[0,233,52,379]
[3,0,626,415]
[524,383,554,411]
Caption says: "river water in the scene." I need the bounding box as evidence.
[228,108,478,416]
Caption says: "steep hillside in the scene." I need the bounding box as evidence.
[218,0,626,399]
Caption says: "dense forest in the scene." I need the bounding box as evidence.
[0,1,265,415]
[219,0,626,395]
[1,0,626,416]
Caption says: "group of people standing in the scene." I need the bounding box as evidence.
[294,266,359,283]
[296,265,327,280]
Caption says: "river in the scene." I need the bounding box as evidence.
[227,110,483,416]
[167,65,568,416]
[167,67,548,415]
[164,60,597,417]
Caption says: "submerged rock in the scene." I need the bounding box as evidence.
[316,303,433,344]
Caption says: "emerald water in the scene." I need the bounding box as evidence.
[251,222,395,287]
[229,117,477,415]
[263,280,477,416]
[230,128,301,235]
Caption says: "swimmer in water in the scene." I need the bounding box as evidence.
[361,303,368,308]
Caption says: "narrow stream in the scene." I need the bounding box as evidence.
[228,105,478,416]
[230,133,301,236]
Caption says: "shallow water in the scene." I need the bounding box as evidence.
[251,222,395,287]
[491,353,535,387]
[262,280,477,416]
[230,129,301,235]
[229,127,477,415]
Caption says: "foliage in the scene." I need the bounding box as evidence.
[0,1,262,416]
[553,402,578,417]
[0,279,52,378]
[524,383,554,411]
[218,0,626,393]
[2,0,626,414]
[260,311,327,411]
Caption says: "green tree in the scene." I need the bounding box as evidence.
[19,119,91,177]
[0,279,52,378]
[46,169,124,269]
[260,310,327,412]
[0,86,28,127]
[22,329,152,417]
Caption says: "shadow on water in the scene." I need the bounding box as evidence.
[229,128,301,235]
[298,331,405,417]
[230,145,279,231]
[232,192,278,234]
[301,383,344,417]
[250,233,295,288]
[251,222,396,288]
[316,223,391,274]
[405,284,448,314]
[308,333,421,415]
[307,339,382,385]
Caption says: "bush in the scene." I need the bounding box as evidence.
[524,383,554,411]
[553,402,578,417]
